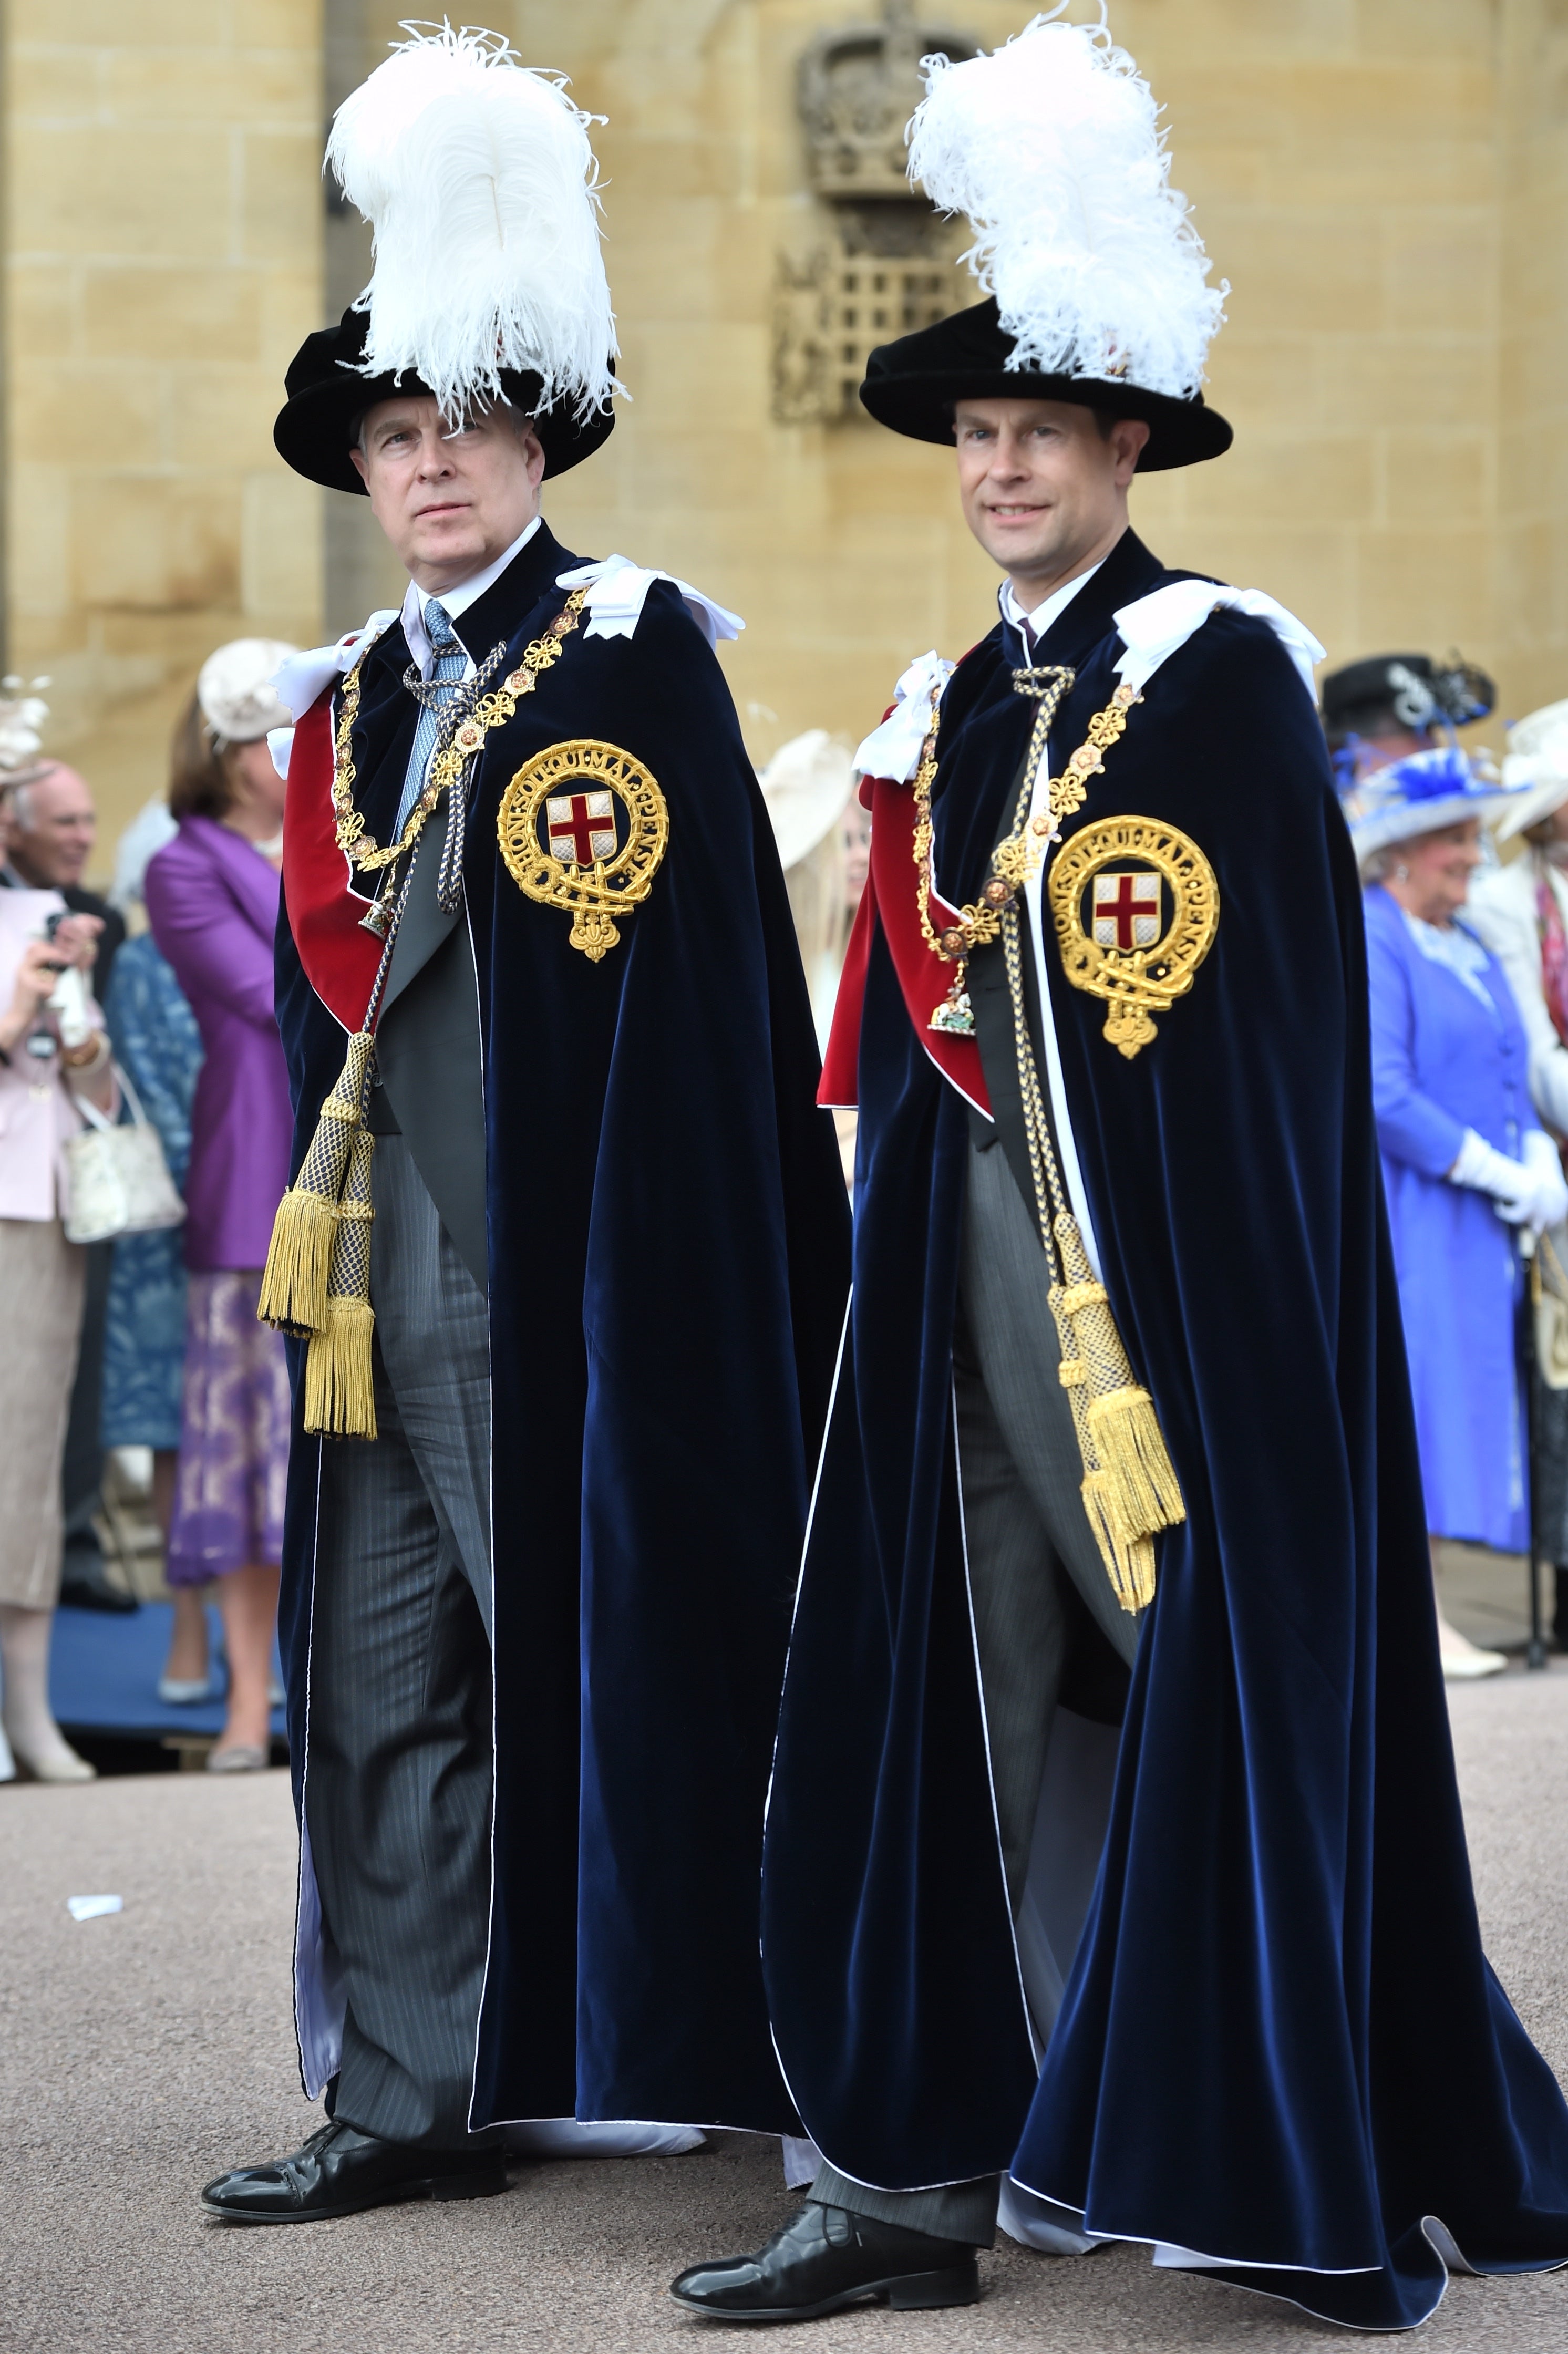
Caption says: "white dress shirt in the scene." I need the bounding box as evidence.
[399,513,543,679]
[998,555,1106,651]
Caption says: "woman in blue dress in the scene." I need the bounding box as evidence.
[1341,747,1568,1673]
[101,800,205,1694]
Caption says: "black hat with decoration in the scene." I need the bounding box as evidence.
[274,25,620,497]
[859,7,1232,474]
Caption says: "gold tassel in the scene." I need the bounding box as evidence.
[302,1126,377,1438]
[254,1187,338,1340]
[1079,1471,1159,1614]
[1046,1213,1185,1616]
[257,1029,375,1336]
[303,1296,377,1438]
[1086,1385,1185,1540]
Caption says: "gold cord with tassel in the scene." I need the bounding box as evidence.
[1002,901,1183,1611]
[256,1027,376,1337]
[907,642,1181,1604]
[257,872,404,1434]
[302,1125,378,1438]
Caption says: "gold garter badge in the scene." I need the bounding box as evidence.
[1049,815,1219,1058]
[497,738,668,961]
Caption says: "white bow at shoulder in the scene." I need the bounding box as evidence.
[554,555,744,651]
[853,651,958,785]
[267,613,402,779]
[1112,581,1325,704]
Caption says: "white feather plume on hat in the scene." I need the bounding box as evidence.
[906,5,1226,400]
[326,20,618,424]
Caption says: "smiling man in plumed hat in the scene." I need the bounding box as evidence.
[199,25,849,2225]
[673,7,1568,2330]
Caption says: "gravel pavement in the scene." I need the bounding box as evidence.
[4,1665,1567,2352]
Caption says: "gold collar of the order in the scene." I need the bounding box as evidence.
[329,588,589,875]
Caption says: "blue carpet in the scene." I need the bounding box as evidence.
[50,1601,286,1742]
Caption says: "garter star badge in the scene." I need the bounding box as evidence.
[1048,815,1219,1059]
[497,738,668,961]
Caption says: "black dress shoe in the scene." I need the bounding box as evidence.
[58,1541,138,1614]
[670,2201,980,2320]
[200,2119,508,2224]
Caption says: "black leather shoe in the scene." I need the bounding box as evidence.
[670,2201,980,2320]
[200,2119,508,2224]
[58,1543,138,1614]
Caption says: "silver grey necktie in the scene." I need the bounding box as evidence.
[395,597,468,833]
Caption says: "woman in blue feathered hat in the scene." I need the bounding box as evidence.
[1341,746,1568,1673]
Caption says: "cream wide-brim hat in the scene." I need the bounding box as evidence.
[757,731,855,871]
[197,637,299,747]
[1492,698,1568,843]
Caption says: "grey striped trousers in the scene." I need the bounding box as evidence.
[305,1134,498,2149]
[811,1133,1141,2244]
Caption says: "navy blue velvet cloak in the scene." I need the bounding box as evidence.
[275,521,850,2134]
[762,528,1568,2326]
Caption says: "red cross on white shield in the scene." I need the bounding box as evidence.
[1092,869,1162,950]
[546,789,616,868]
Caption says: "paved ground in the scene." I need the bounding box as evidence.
[1434,1538,1547,1653]
[4,1667,1568,2353]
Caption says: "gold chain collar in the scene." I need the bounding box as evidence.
[911,667,1142,1034]
[330,588,589,874]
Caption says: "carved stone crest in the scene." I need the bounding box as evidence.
[774,0,977,424]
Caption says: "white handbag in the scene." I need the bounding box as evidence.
[63,1065,187,1246]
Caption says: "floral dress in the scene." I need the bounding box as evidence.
[99,933,203,1451]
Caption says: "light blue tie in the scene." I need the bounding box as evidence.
[395,597,469,833]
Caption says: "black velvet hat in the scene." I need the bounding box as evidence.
[859,299,1232,473]
[274,306,617,497]
[1321,652,1495,746]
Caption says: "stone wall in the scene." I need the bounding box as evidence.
[4,0,324,856]
[7,0,1568,869]
[1499,0,1568,717]
[522,0,1520,765]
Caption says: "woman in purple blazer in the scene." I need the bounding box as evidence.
[145,638,296,1769]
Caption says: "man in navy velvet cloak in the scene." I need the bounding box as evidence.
[200,30,849,2227]
[674,14,1568,2332]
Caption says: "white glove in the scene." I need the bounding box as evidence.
[1450,1128,1568,1232]
[1522,1128,1568,1233]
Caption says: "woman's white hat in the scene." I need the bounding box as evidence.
[1492,699,1568,843]
[757,731,855,871]
[197,638,299,747]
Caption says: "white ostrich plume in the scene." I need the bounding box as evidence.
[907,6,1226,400]
[326,20,618,424]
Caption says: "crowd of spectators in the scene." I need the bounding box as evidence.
[0,642,295,1778]
[1335,656,1568,1678]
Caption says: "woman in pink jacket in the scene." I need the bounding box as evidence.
[0,854,117,1782]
